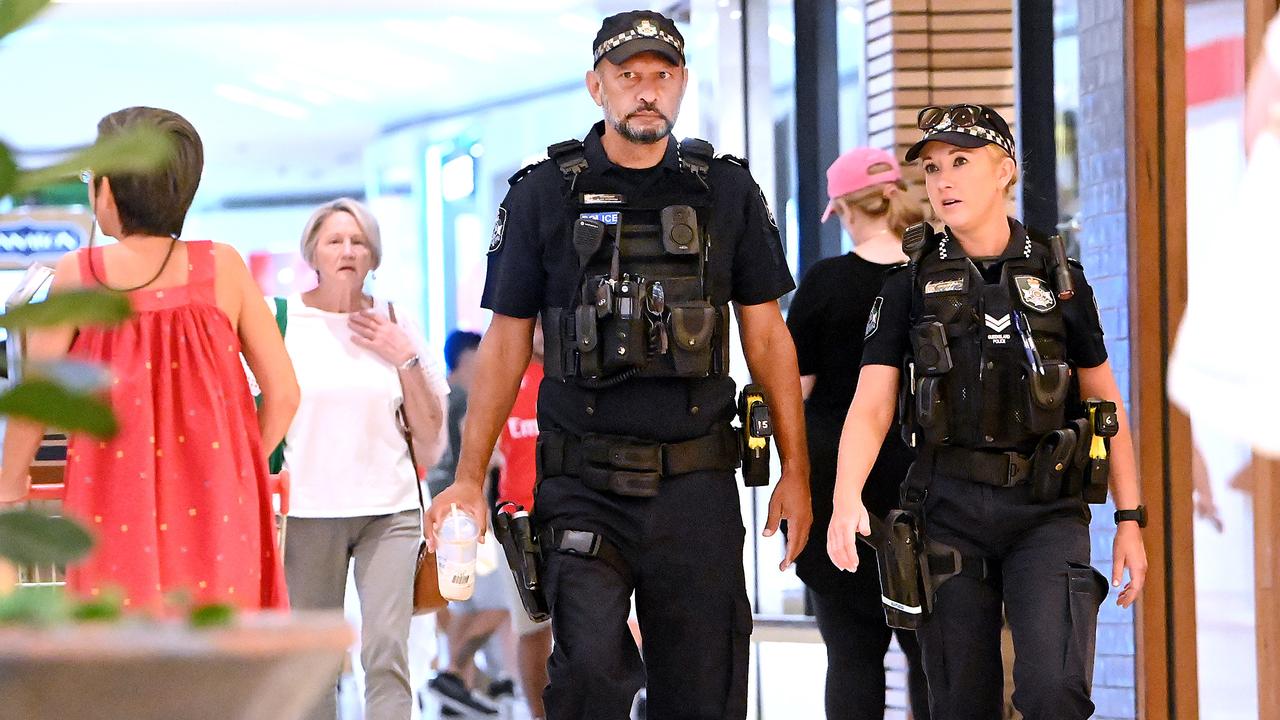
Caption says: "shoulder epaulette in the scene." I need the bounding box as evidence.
[507,159,547,187]
[718,154,749,169]
[1067,257,1084,270]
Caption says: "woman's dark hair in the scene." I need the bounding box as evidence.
[444,331,483,372]
[94,107,204,237]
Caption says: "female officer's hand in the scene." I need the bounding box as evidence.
[1112,522,1147,607]
[827,498,871,572]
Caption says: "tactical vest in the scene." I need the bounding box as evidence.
[540,138,730,386]
[901,222,1076,451]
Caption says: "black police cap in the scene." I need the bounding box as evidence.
[905,104,1016,163]
[593,10,685,67]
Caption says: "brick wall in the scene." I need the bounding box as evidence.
[1075,0,1136,718]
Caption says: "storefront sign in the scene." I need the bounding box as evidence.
[0,211,93,265]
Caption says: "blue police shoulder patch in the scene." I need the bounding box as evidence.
[489,206,507,254]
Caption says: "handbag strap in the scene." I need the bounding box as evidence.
[388,301,429,524]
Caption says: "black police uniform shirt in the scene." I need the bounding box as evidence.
[861,217,1109,381]
[482,121,795,443]
[787,253,914,595]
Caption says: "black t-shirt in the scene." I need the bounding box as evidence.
[789,253,906,416]
[861,223,1109,371]
[787,252,915,595]
[481,122,795,441]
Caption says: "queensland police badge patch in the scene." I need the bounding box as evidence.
[1014,275,1056,313]
[865,297,883,339]
[488,207,507,254]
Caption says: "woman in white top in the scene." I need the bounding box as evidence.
[281,198,449,720]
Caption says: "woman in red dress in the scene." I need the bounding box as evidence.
[0,107,298,612]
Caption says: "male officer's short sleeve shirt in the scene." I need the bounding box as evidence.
[480,123,794,441]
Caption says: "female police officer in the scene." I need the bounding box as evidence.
[827,104,1147,720]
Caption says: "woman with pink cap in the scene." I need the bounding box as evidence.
[786,147,930,720]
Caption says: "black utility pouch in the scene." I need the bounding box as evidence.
[915,376,949,444]
[669,302,717,376]
[1030,428,1078,503]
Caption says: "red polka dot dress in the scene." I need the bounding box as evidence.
[62,241,288,612]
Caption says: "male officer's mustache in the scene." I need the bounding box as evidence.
[624,102,671,124]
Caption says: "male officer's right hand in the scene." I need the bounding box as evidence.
[827,497,872,573]
[423,477,490,552]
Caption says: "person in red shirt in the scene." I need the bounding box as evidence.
[495,318,552,720]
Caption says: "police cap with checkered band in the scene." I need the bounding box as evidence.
[905,104,1016,163]
[593,10,685,67]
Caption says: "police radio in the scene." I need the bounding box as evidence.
[737,384,772,487]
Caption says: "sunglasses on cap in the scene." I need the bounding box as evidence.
[916,104,985,132]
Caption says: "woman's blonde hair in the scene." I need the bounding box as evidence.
[833,172,925,236]
[299,198,383,269]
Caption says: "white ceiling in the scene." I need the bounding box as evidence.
[3,0,665,203]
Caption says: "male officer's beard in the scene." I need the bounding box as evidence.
[611,101,674,144]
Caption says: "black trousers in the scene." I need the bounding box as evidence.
[809,586,931,720]
[534,468,750,720]
[913,468,1109,720]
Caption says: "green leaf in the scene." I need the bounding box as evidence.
[0,585,71,626]
[72,593,124,622]
[12,126,174,196]
[0,509,93,566]
[0,142,16,199]
[0,289,131,330]
[0,380,118,437]
[189,603,236,628]
[0,0,52,41]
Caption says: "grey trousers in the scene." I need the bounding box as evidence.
[286,510,421,720]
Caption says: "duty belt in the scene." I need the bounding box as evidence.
[929,445,1032,488]
[538,426,740,497]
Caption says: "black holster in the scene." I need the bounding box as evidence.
[859,511,933,630]
[494,503,550,623]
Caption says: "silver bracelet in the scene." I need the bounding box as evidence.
[398,354,421,371]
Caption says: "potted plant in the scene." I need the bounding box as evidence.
[0,3,352,718]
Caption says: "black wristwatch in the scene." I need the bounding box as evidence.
[1114,505,1147,528]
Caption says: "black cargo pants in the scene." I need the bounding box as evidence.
[913,467,1110,720]
[533,467,751,720]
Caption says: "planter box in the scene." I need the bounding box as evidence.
[0,611,351,720]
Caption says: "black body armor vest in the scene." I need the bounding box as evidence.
[902,222,1077,452]
[541,138,730,385]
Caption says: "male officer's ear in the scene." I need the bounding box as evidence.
[585,69,605,108]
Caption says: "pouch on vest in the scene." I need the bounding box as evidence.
[669,302,717,376]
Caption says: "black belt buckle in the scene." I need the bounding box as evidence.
[1004,452,1031,487]
[558,529,602,556]
[609,471,661,497]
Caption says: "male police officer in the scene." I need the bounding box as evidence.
[426,10,812,720]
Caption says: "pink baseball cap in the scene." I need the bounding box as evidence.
[821,147,902,222]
